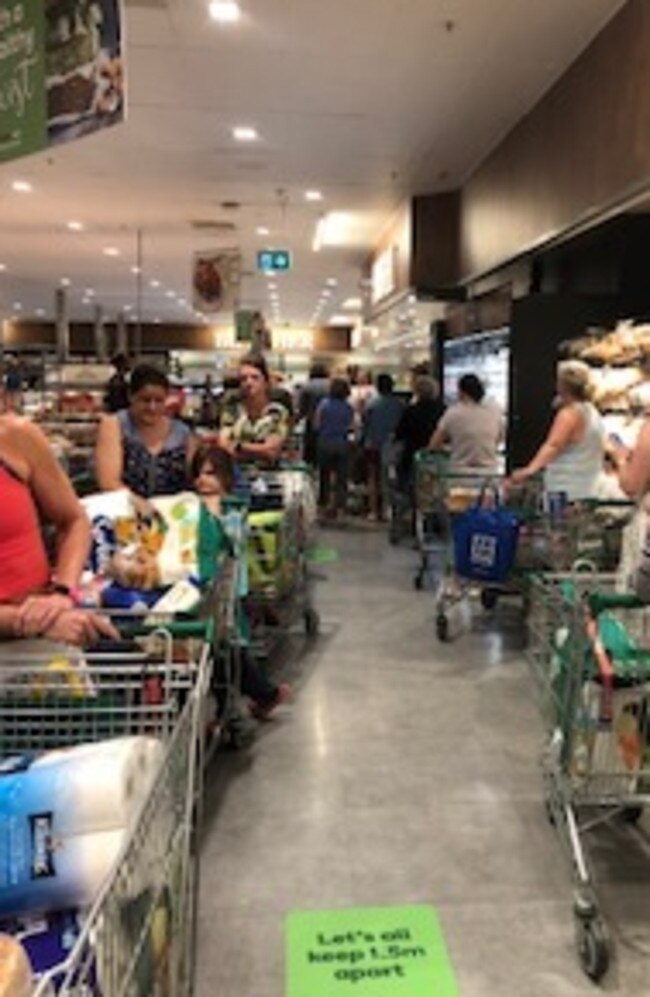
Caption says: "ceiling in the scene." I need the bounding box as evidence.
[0,0,625,332]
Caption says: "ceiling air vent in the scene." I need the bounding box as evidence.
[190,219,237,234]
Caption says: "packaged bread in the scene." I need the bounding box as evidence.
[0,936,32,997]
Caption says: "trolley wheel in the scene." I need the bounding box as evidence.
[304,608,320,637]
[414,573,424,591]
[575,913,610,982]
[621,806,643,824]
[480,588,498,611]
[436,614,450,642]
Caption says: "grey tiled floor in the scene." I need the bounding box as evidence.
[196,528,650,996]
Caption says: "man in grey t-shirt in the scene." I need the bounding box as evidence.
[430,373,504,472]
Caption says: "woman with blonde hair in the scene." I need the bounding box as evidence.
[510,360,604,500]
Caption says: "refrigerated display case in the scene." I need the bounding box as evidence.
[442,327,510,415]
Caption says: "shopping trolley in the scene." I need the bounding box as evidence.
[415,454,542,640]
[236,463,320,657]
[527,572,650,981]
[0,613,214,997]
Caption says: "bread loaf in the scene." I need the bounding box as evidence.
[0,936,32,997]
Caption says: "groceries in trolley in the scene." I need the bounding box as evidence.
[452,484,520,584]
[0,934,32,997]
[81,489,219,613]
[0,737,163,919]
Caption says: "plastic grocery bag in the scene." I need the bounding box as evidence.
[452,487,520,583]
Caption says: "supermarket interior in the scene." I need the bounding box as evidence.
[5,1,650,995]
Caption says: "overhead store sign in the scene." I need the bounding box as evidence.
[257,249,292,273]
[371,246,398,305]
[193,249,241,314]
[0,0,125,165]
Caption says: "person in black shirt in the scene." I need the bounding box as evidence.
[104,354,130,413]
[394,375,444,485]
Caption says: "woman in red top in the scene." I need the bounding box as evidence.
[0,410,116,645]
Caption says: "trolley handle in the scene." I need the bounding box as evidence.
[117,619,214,640]
[588,592,646,614]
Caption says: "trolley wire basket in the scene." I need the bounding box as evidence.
[236,464,320,655]
[0,614,214,997]
[527,571,650,982]
[413,453,542,638]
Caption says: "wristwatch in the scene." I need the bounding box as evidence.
[49,581,81,605]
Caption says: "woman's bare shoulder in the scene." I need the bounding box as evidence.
[0,414,45,445]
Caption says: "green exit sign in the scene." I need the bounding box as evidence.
[258,249,292,272]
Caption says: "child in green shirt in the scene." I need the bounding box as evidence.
[191,444,291,719]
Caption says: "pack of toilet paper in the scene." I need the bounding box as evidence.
[0,737,163,919]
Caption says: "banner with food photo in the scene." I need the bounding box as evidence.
[0,0,125,165]
[192,249,241,314]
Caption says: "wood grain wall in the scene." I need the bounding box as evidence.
[461,0,650,281]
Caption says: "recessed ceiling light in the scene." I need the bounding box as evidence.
[131,266,141,275]
[11,180,32,193]
[321,290,332,298]
[124,305,132,312]
[85,288,95,296]
[66,220,84,232]
[154,318,161,324]
[209,1,241,23]
[150,279,161,288]
[60,278,71,287]
[35,308,45,317]
[305,190,323,202]
[257,226,270,236]
[233,126,258,142]
[326,277,338,287]
[165,290,176,299]
[342,297,362,310]
[0,264,6,272]
[268,283,277,291]
[103,247,120,257]
[13,302,22,310]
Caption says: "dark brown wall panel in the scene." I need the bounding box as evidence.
[461,0,650,281]
[412,192,460,292]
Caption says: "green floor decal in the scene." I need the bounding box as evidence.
[286,905,458,996]
[307,546,340,564]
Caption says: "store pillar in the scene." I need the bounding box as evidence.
[55,288,69,362]
[94,306,107,362]
[116,312,128,357]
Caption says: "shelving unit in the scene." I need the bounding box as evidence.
[563,319,650,447]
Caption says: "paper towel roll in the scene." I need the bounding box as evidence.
[0,829,125,919]
[30,736,164,835]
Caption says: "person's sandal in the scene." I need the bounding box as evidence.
[249,683,293,720]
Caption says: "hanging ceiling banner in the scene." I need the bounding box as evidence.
[0,0,125,165]
[193,249,241,314]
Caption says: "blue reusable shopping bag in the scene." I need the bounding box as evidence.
[452,486,520,583]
